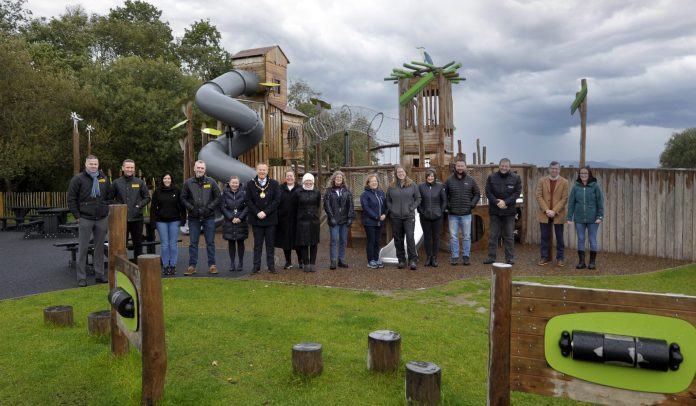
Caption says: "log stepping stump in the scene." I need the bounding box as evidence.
[292,342,323,377]
[405,361,441,406]
[87,310,111,336]
[367,330,401,372]
[43,305,74,327]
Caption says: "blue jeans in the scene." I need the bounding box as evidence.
[448,214,472,258]
[540,221,565,260]
[329,224,348,262]
[575,222,599,252]
[156,221,180,267]
[188,217,216,266]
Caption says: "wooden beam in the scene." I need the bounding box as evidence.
[488,263,512,406]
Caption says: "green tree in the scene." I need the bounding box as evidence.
[24,6,95,74]
[0,0,31,34]
[92,0,174,64]
[177,19,233,80]
[86,56,200,182]
[660,128,696,168]
[288,78,322,117]
[0,37,92,191]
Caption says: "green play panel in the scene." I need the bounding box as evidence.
[545,312,696,393]
[116,271,139,332]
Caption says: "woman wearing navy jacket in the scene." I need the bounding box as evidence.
[221,176,248,272]
[360,174,387,269]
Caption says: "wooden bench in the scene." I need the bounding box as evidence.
[0,217,8,231]
[54,240,163,273]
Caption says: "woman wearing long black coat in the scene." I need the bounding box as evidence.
[221,176,248,272]
[275,170,301,269]
[295,173,321,273]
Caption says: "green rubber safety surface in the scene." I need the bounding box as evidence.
[545,312,696,393]
[115,271,139,332]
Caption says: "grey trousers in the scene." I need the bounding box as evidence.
[76,217,108,281]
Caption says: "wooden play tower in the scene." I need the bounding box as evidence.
[386,57,464,169]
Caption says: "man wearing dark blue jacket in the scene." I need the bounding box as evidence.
[483,158,521,265]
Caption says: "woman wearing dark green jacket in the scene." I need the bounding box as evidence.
[566,167,604,269]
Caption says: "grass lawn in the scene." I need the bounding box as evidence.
[1,264,694,405]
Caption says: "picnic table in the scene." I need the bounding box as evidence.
[10,205,50,226]
[24,207,73,239]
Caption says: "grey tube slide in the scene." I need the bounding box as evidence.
[195,70,263,183]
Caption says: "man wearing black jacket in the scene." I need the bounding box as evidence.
[483,158,522,264]
[67,155,113,287]
[181,160,221,275]
[112,159,150,262]
[245,162,281,274]
[445,158,480,266]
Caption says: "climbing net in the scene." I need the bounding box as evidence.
[302,105,401,164]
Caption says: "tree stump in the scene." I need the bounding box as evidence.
[292,342,323,377]
[405,361,441,405]
[87,310,111,336]
[367,330,401,372]
[43,305,74,327]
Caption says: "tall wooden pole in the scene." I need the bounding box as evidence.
[108,205,130,355]
[579,78,587,168]
[185,102,195,180]
[476,138,482,165]
[72,123,80,175]
[488,263,512,406]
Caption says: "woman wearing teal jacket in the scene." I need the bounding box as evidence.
[566,167,604,269]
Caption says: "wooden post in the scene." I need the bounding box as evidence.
[139,254,167,405]
[457,139,462,155]
[315,142,321,186]
[185,102,195,181]
[579,78,587,168]
[405,361,441,405]
[44,305,74,327]
[417,93,425,168]
[473,153,477,165]
[477,138,482,165]
[303,134,309,175]
[72,125,80,175]
[292,343,323,377]
[488,263,512,406]
[109,205,129,355]
[367,330,401,372]
[87,310,111,336]
[482,146,487,165]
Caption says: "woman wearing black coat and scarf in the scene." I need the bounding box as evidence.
[221,176,248,272]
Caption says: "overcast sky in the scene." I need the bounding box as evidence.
[26,0,696,166]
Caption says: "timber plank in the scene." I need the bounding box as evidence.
[640,170,649,256]
[665,171,676,258]
[674,172,684,259]
[616,170,624,254]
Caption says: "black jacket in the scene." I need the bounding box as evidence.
[445,173,481,215]
[245,177,281,226]
[221,183,249,240]
[418,181,446,220]
[386,181,421,219]
[151,186,186,224]
[112,176,150,222]
[485,171,522,216]
[275,183,299,249]
[323,185,355,226]
[181,175,221,220]
[295,188,321,246]
[67,170,113,221]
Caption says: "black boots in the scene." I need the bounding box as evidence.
[588,251,597,269]
[576,251,586,269]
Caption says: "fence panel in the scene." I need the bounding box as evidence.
[525,167,696,261]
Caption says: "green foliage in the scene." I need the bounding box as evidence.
[177,19,233,81]
[0,0,31,34]
[659,128,696,168]
[288,78,322,117]
[4,264,694,405]
[0,36,93,191]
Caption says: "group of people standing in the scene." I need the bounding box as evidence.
[67,154,604,287]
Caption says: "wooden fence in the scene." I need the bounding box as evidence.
[524,168,696,261]
[1,192,68,218]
